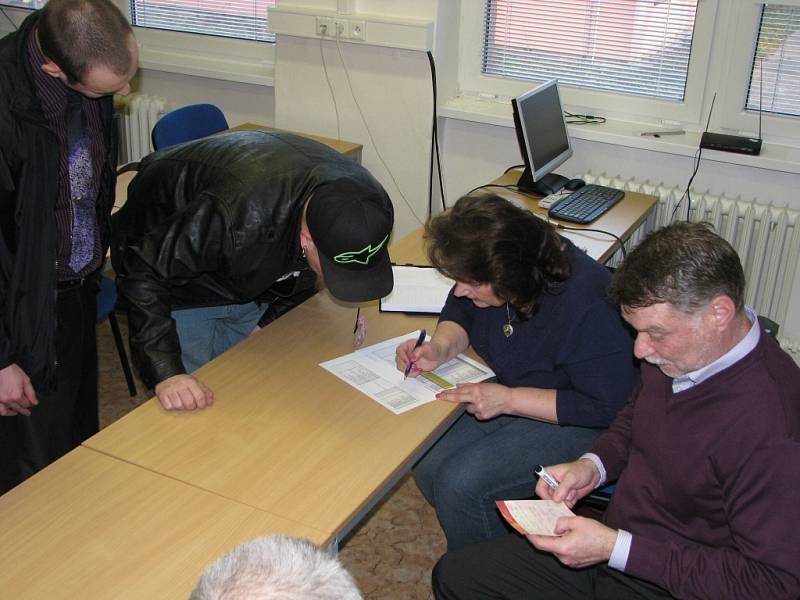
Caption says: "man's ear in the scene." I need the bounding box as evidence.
[40,61,67,83]
[299,226,314,251]
[706,294,736,332]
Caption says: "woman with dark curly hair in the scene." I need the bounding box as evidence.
[395,194,639,550]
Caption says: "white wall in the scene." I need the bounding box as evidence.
[273,33,434,237]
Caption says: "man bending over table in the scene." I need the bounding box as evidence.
[112,130,394,412]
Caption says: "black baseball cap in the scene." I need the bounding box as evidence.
[306,178,394,302]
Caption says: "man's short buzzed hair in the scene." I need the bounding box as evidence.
[609,221,746,314]
[38,0,134,84]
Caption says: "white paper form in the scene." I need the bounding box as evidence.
[379,266,454,314]
[319,332,495,414]
[496,500,575,536]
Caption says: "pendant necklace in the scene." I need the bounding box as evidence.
[503,303,514,338]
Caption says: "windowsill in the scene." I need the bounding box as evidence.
[440,94,800,176]
[138,47,274,87]
[134,27,275,87]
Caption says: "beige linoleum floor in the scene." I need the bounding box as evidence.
[97,317,445,600]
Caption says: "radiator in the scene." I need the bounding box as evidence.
[581,172,800,356]
[115,93,167,163]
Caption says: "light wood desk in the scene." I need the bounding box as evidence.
[85,233,458,547]
[0,447,325,599]
[92,175,655,549]
[488,171,657,263]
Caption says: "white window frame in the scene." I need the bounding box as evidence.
[112,0,275,86]
[0,1,276,85]
[457,0,718,126]
[0,4,36,35]
[715,0,800,143]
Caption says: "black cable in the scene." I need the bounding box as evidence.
[426,51,446,215]
[465,183,519,196]
[1,7,18,30]
[503,164,525,174]
[555,223,627,260]
[564,111,606,125]
[671,146,703,223]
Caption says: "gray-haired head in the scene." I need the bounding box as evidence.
[189,536,361,600]
[609,221,745,315]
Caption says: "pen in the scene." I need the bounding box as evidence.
[639,129,685,138]
[534,464,559,490]
[403,329,427,380]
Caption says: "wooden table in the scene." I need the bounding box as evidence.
[90,177,656,549]
[0,447,325,599]
[85,232,459,547]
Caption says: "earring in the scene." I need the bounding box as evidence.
[301,246,307,259]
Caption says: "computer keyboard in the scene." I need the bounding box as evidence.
[547,184,624,224]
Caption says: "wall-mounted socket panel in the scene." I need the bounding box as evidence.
[269,6,433,51]
[315,16,332,37]
[332,18,348,38]
[348,20,366,40]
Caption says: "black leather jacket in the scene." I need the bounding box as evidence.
[112,130,389,388]
[0,13,116,389]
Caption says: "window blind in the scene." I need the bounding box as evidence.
[483,0,699,101]
[747,4,800,118]
[0,1,46,10]
[129,0,275,43]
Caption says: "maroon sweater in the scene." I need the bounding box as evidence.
[593,333,800,599]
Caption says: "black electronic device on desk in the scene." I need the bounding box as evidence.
[511,79,573,196]
[548,184,624,224]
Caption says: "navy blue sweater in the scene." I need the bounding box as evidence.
[439,241,638,427]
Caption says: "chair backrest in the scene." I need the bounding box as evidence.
[151,104,229,150]
[96,274,118,320]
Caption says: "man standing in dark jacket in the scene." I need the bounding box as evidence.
[0,0,138,493]
[112,130,394,413]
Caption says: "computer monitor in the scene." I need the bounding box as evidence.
[511,79,573,196]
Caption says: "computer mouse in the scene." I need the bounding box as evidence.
[564,178,586,191]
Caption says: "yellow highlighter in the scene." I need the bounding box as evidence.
[420,371,455,390]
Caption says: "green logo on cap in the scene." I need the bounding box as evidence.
[334,234,389,265]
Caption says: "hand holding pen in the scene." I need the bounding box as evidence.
[534,461,600,508]
[403,329,427,379]
[395,329,443,378]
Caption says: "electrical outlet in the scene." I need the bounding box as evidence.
[316,16,332,37]
[332,19,348,38]
[348,20,365,40]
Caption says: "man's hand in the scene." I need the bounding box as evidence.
[155,374,214,411]
[527,516,618,569]
[436,382,512,420]
[395,340,444,377]
[0,363,38,416]
[535,459,600,508]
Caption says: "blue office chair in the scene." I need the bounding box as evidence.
[97,274,137,396]
[151,104,229,150]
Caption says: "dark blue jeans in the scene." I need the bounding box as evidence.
[414,412,599,550]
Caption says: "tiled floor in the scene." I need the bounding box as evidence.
[97,317,445,599]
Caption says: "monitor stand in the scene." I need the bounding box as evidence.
[516,168,569,196]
